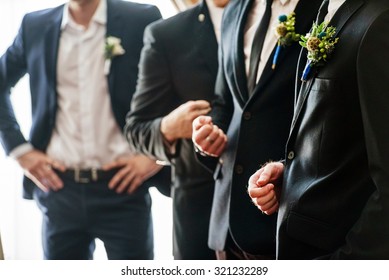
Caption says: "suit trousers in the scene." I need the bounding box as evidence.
[216,234,275,260]
[33,176,153,260]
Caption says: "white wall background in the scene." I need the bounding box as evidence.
[0,0,176,260]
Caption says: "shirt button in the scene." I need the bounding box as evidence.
[235,164,244,174]
[243,111,252,120]
[287,151,295,160]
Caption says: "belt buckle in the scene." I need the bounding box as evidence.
[74,168,90,183]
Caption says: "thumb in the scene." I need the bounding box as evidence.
[256,166,272,187]
[193,115,213,130]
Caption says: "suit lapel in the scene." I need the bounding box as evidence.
[44,6,63,112]
[329,0,364,38]
[196,2,219,76]
[251,0,324,102]
[290,0,364,134]
[106,0,122,96]
[232,0,254,104]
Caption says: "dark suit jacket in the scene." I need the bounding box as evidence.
[125,2,218,259]
[206,0,322,255]
[280,0,389,259]
[0,0,169,199]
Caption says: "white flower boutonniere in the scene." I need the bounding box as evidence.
[104,36,125,75]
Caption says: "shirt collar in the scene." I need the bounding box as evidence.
[328,0,346,13]
[260,0,291,6]
[61,0,106,30]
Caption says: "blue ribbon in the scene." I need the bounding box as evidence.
[272,44,282,70]
[301,62,312,81]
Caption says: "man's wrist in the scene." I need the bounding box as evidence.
[160,117,176,143]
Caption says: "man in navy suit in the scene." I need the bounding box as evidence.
[192,0,322,259]
[0,0,169,260]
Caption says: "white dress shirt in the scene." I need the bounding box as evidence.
[325,0,346,22]
[244,0,299,83]
[44,0,132,169]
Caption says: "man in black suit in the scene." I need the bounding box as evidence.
[248,0,389,259]
[192,0,322,259]
[0,0,169,259]
[125,0,229,259]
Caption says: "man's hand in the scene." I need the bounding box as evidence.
[161,100,211,143]
[247,162,284,215]
[103,154,162,194]
[192,115,227,157]
[16,150,66,192]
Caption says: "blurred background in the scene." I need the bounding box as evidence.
[0,0,198,260]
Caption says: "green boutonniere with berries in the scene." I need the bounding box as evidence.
[299,21,339,80]
[272,13,301,69]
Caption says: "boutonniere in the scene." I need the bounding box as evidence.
[299,21,339,81]
[104,36,125,75]
[272,13,300,69]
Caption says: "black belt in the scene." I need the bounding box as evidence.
[59,168,119,183]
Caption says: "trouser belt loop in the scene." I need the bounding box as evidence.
[91,168,98,182]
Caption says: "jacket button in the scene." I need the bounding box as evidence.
[235,164,244,174]
[243,111,252,120]
[287,151,295,160]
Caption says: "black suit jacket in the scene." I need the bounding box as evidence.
[125,1,218,259]
[206,0,322,255]
[280,0,389,259]
[0,0,170,199]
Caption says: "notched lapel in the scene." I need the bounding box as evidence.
[106,0,122,95]
[251,0,323,102]
[290,0,364,134]
[43,8,62,112]
[232,0,253,104]
[329,0,364,38]
[289,76,315,134]
[44,24,61,93]
[196,3,219,76]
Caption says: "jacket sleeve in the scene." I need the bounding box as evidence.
[194,35,233,172]
[0,17,29,155]
[209,42,234,133]
[124,23,180,163]
[332,9,389,259]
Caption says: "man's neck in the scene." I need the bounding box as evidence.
[68,0,101,27]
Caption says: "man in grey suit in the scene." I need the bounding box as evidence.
[0,0,170,259]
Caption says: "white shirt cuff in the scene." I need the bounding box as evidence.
[9,143,34,159]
